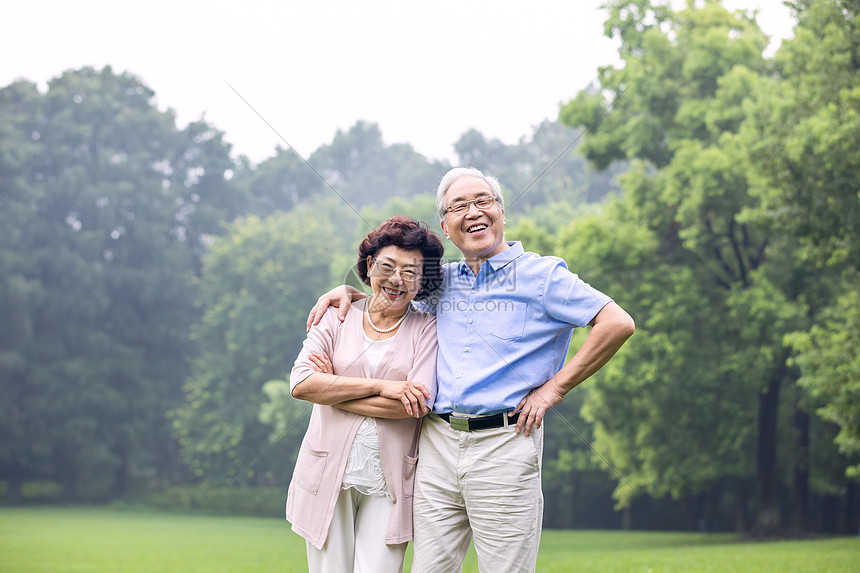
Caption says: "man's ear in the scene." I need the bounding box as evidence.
[440,219,450,240]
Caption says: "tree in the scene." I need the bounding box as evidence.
[241,147,325,216]
[453,120,626,217]
[0,67,241,500]
[789,289,860,477]
[744,0,860,270]
[172,200,355,485]
[0,80,51,501]
[308,121,450,208]
[559,0,823,534]
[742,0,860,529]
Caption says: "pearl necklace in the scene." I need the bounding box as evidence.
[365,297,410,333]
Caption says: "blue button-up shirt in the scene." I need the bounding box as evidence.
[421,242,611,415]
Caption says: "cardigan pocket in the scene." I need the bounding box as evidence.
[402,455,418,498]
[294,441,328,494]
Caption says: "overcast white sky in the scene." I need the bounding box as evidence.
[1,0,795,164]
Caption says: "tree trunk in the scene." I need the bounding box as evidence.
[59,469,77,502]
[698,484,722,531]
[707,483,722,531]
[790,401,810,535]
[570,471,581,529]
[844,481,857,535]
[734,478,752,532]
[750,372,783,536]
[112,456,129,498]
[57,453,78,502]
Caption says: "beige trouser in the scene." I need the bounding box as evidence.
[306,487,407,573]
[411,414,544,573]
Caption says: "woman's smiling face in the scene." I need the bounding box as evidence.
[366,245,424,313]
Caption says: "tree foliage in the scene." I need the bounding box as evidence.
[0,67,241,500]
[454,120,626,215]
[789,288,860,478]
[556,0,851,534]
[310,121,450,208]
[744,0,860,486]
[744,0,860,269]
[171,201,354,485]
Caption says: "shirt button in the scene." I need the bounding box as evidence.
[468,318,473,324]
[471,289,476,294]
[464,347,470,352]
[456,373,461,378]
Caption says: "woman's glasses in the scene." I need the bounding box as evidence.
[372,260,422,282]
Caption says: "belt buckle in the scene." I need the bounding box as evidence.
[449,416,471,431]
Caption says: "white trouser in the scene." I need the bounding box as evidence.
[306,487,407,573]
[411,413,544,573]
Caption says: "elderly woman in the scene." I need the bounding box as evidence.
[286,216,444,573]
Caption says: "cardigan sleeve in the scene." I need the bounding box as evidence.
[290,306,338,393]
[406,314,439,410]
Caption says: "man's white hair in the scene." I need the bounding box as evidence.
[435,167,505,219]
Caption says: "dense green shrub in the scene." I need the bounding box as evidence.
[124,485,286,517]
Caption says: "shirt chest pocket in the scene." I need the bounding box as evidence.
[486,301,528,341]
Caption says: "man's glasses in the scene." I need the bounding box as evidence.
[372,260,422,282]
[445,196,498,215]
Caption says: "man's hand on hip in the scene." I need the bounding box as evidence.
[511,382,564,436]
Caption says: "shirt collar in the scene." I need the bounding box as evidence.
[457,241,524,275]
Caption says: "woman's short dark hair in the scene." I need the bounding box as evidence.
[357,216,444,301]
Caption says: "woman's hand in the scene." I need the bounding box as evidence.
[306,352,427,418]
[308,352,332,374]
[377,380,431,418]
[306,285,366,331]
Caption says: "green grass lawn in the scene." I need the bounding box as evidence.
[0,506,857,572]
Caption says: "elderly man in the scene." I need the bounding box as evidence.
[308,167,635,572]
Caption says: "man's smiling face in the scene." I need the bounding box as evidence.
[440,176,507,264]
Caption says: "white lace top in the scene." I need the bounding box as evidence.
[341,334,395,497]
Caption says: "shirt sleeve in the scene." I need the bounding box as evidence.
[412,262,454,316]
[542,259,612,328]
[412,298,436,315]
[406,315,439,410]
[289,307,338,393]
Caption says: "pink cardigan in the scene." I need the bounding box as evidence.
[286,299,438,549]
